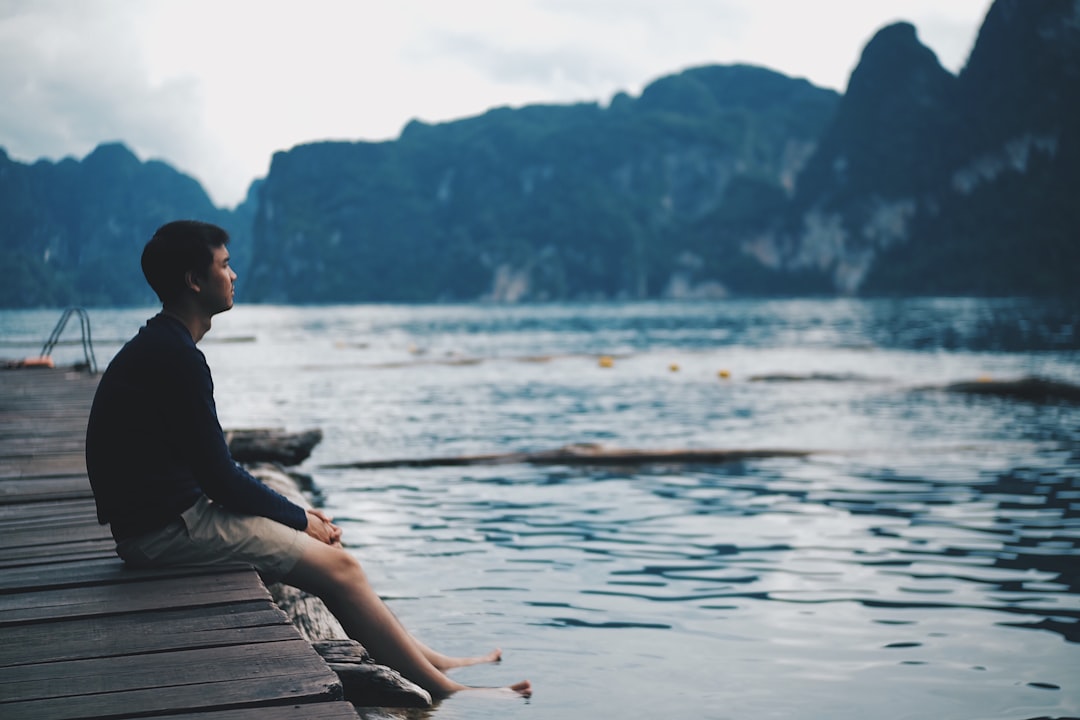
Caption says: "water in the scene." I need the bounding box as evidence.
[4,298,1079,719]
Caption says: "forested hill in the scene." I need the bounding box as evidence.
[778,1,1080,298]
[248,64,837,303]
[1,0,1076,308]
[0,143,257,307]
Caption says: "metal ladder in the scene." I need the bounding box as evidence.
[41,307,98,374]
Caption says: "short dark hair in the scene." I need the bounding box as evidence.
[141,220,230,304]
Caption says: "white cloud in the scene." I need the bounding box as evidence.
[0,0,992,208]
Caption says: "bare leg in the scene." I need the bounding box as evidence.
[283,542,530,699]
[413,638,502,670]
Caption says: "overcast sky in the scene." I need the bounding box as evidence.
[0,0,993,208]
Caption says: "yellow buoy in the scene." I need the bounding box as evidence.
[598,355,614,368]
[669,363,680,372]
[718,369,731,379]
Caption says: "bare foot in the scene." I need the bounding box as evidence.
[433,647,503,671]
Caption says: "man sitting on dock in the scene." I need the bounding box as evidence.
[85,220,531,700]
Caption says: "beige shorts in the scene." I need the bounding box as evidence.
[115,495,312,583]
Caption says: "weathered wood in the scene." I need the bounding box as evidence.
[0,602,295,667]
[0,497,97,520]
[313,640,432,708]
[0,518,110,549]
[0,453,88,478]
[0,638,337,701]
[274,587,351,642]
[227,428,324,466]
[322,442,813,470]
[163,704,362,720]
[0,436,88,455]
[0,568,271,625]
[1,637,349,720]
[0,557,251,594]
[0,540,116,568]
[0,476,94,504]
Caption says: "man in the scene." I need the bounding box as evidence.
[86,220,531,699]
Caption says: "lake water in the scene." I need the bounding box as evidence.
[3,298,1079,720]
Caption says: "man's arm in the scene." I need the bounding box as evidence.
[178,348,309,531]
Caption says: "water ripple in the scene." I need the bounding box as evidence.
[189,299,1080,719]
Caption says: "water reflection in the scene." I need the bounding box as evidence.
[330,445,1079,718]
[358,446,1078,648]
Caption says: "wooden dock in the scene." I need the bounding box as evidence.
[0,368,359,720]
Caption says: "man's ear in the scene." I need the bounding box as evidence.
[184,270,202,294]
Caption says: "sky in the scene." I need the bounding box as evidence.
[0,0,993,208]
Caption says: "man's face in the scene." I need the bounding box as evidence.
[198,244,237,315]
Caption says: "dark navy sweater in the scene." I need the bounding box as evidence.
[86,314,308,542]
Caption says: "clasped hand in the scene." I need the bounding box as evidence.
[305,508,343,546]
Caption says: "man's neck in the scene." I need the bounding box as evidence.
[161,305,211,343]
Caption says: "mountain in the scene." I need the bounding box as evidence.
[246,0,1078,303]
[749,0,1079,296]
[0,143,253,307]
[1,0,1076,308]
[868,0,1080,296]
[248,65,838,303]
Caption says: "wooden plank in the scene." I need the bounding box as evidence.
[1,690,349,720]
[0,640,343,714]
[0,418,88,431]
[0,539,113,561]
[164,703,360,720]
[0,406,93,419]
[0,569,271,625]
[0,546,117,570]
[0,403,94,416]
[0,454,87,479]
[0,437,87,455]
[0,518,108,550]
[0,497,96,519]
[0,558,122,592]
[0,428,88,443]
[0,476,93,503]
[0,640,339,697]
[0,603,297,667]
[0,558,254,594]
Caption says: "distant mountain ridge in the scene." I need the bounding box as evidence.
[0,143,255,307]
[0,0,1076,308]
[248,63,837,303]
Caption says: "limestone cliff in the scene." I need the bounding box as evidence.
[757,0,1080,296]
[247,65,838,303]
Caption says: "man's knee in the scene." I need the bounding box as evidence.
[326,546,366,584]
[291,543,367,596]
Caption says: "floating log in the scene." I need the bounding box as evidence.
[227,428,324,466]
[749,372,877,383]
[322,443,812,470]
[248,463,432,708]
[943,376,1080,405]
